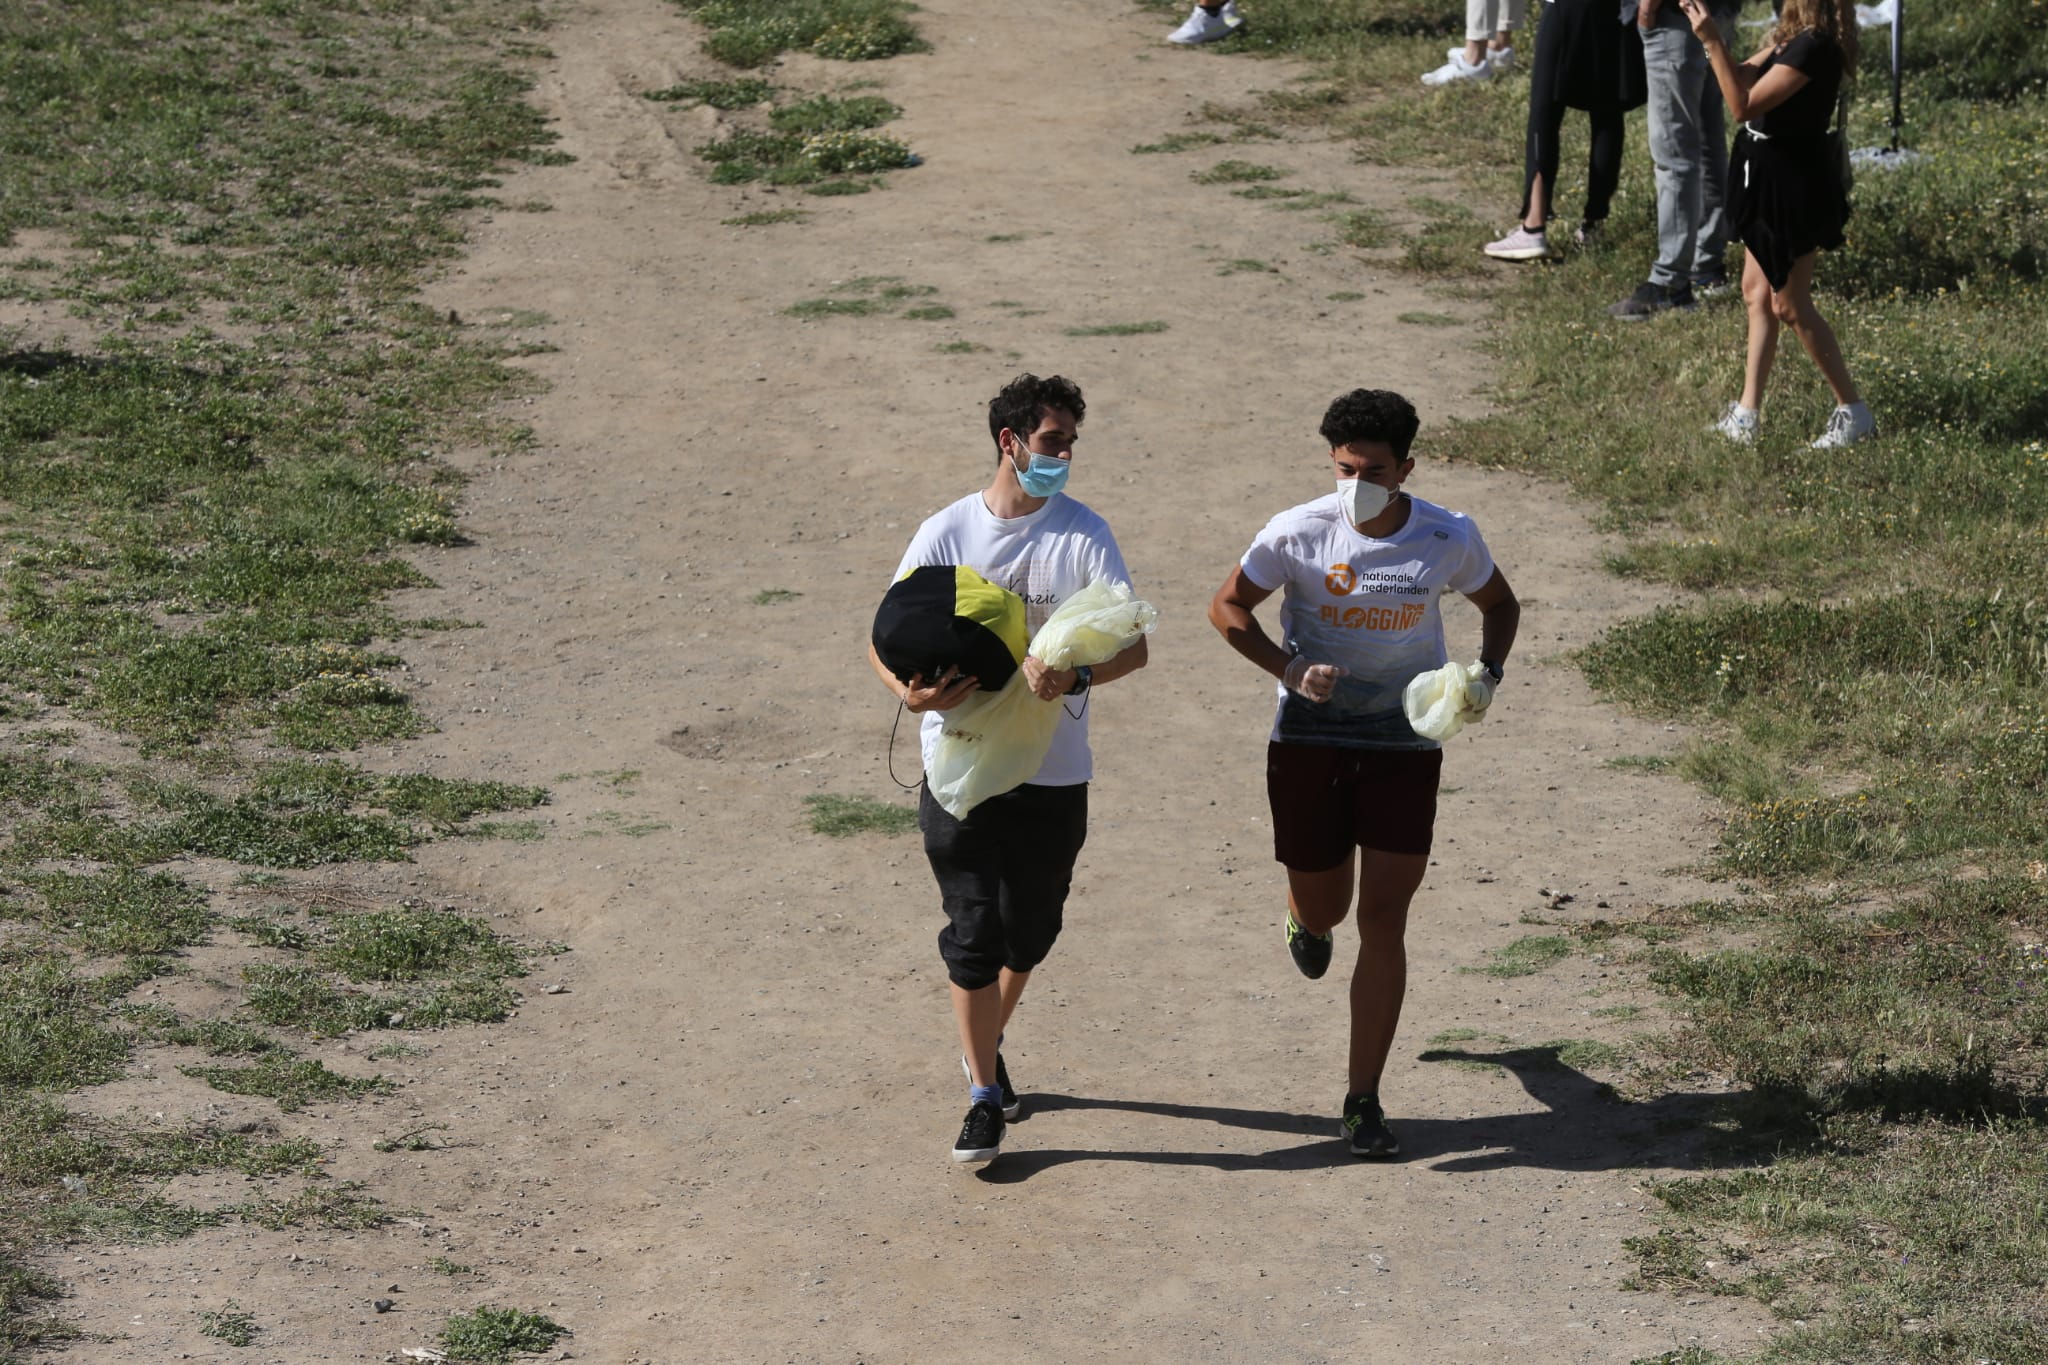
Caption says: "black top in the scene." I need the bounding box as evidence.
[1750,29,1843,139]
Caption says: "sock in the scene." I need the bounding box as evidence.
[970,1083,1003,1108]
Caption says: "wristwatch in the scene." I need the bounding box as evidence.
[1065,664,1093,695]
[1480,660,1505,682]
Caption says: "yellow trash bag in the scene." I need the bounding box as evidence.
[926,580,1158,818]
[1402,659,1490,742]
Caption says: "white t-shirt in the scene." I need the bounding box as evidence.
[1239,492,1495,750]
[892,489,1134,786]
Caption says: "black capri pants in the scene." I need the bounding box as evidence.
[919,781,1088,991]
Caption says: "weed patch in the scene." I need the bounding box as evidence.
[438,1305,568,1362]
[803,793,917,837]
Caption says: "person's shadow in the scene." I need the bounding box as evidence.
[975,1042,1758,1184]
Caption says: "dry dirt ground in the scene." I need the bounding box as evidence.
[49,0,1783,1360]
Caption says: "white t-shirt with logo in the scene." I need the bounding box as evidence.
[892,489,1133,786]
[1239,492,1495,750]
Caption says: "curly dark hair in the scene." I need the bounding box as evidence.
[1318,389,1420,458]
[987,373,1086,452]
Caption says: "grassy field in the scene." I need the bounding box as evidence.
[1142,0,2047,1357]
[0,0,567,1354]
[2,0,936,1353]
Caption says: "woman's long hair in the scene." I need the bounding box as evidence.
[1773,0,1859,76]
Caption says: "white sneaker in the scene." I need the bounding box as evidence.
[1421,51,1492,85]
[1713,401,1759,443]
[1446,44,1513,72]
[1482,225,1549,260]
[1810,401,1875,448]
[1168,1,1243,44]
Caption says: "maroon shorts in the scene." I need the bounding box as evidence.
[1266,742,1443,870]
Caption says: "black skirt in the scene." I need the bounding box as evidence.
[1530,0,1647,114]
[1728,127,1849,290]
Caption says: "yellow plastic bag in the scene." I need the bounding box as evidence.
[926,580,1157,818]
[1402,659,1486,742]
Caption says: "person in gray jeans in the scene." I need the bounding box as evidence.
[1608,0,1738,318]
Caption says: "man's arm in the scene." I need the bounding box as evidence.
[1463,568,1520,669]
[1208,565,1288,678]
[1020,635,1147,701]
[868,642,981,713]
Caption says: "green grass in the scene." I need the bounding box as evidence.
[663,0,926,67]
[1472,935,1574,978]
[1330,209,1394,248]
[1217,258,1277,275]
[1191,159,1289,184]
[644,76,776,107]
[752,588,803,604]
[1131,132,1227,154]
[1062,321,1170,337]
[722,208,810,226]
[0,1,579,1343]
[802,793,917,837]
[179,1055,384,1113]
[197,1302,258,1347]
[438,1305,568,1363]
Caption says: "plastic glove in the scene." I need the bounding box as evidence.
[1282,655,1346,702]
[1462,663,1497,720]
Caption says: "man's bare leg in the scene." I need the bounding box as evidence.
[1347,849,1428,1094]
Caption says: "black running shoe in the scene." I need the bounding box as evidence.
[1341,1092,1400,1158]
[960,1052,1022,1120]
[951,1100,1005,1164]
[1284,914,1334,980]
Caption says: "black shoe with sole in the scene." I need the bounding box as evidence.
[1284,914,1334,980]
[960,1052,1022,1120]
[1606,280,1697,320]
[1341,1092,1400,1158]
[951,1100,1005,1164]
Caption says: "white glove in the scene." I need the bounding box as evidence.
[1462,662,1499,719]
[1283,655,1347,702]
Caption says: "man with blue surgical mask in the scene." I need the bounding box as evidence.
[867,372,1148,1167]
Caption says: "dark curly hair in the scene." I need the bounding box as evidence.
[1318,389,1420,458]
[988,373,1086,452]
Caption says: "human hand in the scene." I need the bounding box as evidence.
[1022,655,1077,701]
[1674,0,1715,41]
[1282,655,1347,702]
[904,669,979,713]
[1461,663,1497,720]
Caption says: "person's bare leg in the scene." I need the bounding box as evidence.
[995,966,1030,1035]
[1463,38,1488,65]
[1286,853,1356,937]
[1773,251,1862,406]
[1346,849,1428,1095]
[1523,172,1548,232]
[1739,248,1780,412]
[951,980,1003,1088]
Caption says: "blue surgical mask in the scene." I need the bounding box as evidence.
[1015,449,1070,498]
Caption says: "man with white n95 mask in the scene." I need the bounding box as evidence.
[1207,388,1519,1159]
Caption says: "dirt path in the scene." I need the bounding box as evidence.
[67,1,1779,1359]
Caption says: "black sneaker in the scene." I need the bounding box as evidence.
[1284,914,1334,980]
[1341,1092,1400,1158]
[960,1052,1022,1120]
[1606,280,1697,320]
[951,1100,1004,1164]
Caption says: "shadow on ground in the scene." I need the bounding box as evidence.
[979,1043,1761,1183]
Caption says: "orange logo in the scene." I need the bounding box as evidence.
[1324,563,1355,595]
[1320,602,1427,632]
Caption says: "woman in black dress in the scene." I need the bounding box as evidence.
[1680,0,1874,447]
[1482,0,1648,260]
